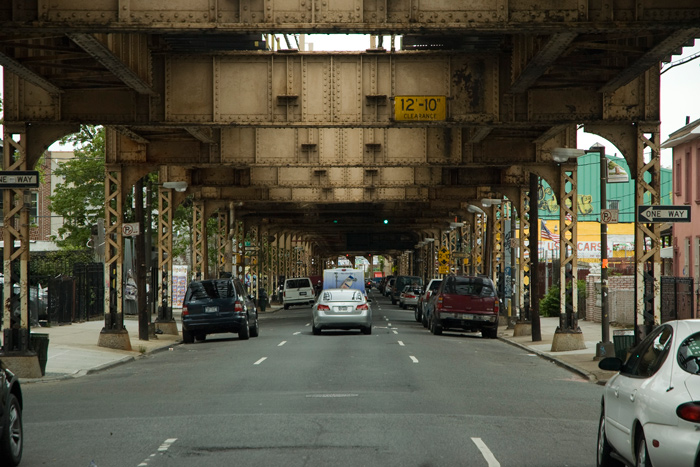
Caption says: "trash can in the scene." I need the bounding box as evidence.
[30,332,50,376]
[613,330,635,360]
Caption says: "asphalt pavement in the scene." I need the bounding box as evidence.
[7,300,626,385]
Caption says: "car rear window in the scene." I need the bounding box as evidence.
[286,279,311,289]
[446,278,495,297]
[322,290,364,302]
[678,332,700,375]
[187,280,235,300]
[429,280,442,291]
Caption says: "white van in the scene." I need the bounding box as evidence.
[283,277,315,309]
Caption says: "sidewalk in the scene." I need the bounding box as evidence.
[10,306,623,385]
[498,316,626,385]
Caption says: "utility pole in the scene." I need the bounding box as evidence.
[530,173,541,341]
[593,144,614,359]
[135,177,149,341]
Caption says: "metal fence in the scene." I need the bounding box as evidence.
[660,276,696,322]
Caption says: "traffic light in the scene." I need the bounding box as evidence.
[383,219,389,224]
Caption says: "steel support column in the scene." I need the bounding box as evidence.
[216,209,229,278]
[519,187,531,322]
[635,126,662,341]
[155,186,177,333]
[192,200,207,280]
[492,202,504,286]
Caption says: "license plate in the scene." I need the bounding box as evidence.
[336,306,348,312]
[300,291,307,295]
[455,313,475,320]
[205,306,218,313]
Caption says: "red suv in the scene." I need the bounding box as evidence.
[427,275,499,339]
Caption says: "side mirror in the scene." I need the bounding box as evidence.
[598,357,623,372]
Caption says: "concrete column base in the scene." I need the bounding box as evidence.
[0,353,42,378]
[97,329,132,351]
[513,322,532,337]
[551,330,586,352]
[155,320,179,336]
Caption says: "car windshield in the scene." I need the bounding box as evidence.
[445,278,494,297]
[678,332,700,375]
[322,290,364,302]
[187,280,234,300]
[287,279,311,288]
[429,280,442,291]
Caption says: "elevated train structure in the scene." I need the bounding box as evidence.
[1,1,698,374]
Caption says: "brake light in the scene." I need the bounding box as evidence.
[437,295,444,310]
[317,304,330,311]
[182,305,189,317]
[234,301,244,313]
[677,402,700,422]
[356,303,369,310]
[494,299,499,314]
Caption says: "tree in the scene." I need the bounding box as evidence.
[49,125,106,249]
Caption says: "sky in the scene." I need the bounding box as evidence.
[1,34,699,165]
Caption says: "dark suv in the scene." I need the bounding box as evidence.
[181,278,259,343]
[426,275,499,338]
[390,275,423,305]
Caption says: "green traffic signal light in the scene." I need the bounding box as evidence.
[383,219,388,224]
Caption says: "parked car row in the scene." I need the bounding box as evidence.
[384,274,499,339]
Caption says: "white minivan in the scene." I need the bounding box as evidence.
[283,277,315,309]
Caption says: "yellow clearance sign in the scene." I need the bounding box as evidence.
[394,96,446,121]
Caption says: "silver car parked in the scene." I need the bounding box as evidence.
[312,288,372,335]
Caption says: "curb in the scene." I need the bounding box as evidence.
[498,335,599,384]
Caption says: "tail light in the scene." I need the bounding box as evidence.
[494,299,500,314]
[356,303,369,310]
[182,305,189,317]
[436,295,444,310]
[234,301,244,313]
[317,304,330,311]
[677,402,700,422]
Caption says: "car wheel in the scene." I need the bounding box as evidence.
[182,330,194,344]
[422,311,429,328]
[238,316,250,340]
[283,304,289,310]
[636,431,652,467]
[249,316,260,338]
[391,298,396,305]
[482,328,498,339]
[195,333,206,342]
[362,326,372,335]
[0,393,23,467]
[312,323,321,335]
[597,409,623,467]
[431,315,442,335]
[414,307,421,323]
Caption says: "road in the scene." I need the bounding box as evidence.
[21,290,603,467]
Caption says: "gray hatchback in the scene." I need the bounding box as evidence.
[181,278,259,343]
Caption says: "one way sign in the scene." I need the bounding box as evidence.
[637,205,691,223]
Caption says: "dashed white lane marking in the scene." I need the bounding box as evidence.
[293,332,301,335]
[410,356,419,363]
[278,341,287,347]
[137,438,177,466]
[305,323,311,326]
[471,438,500,467]
[392,330,398,334]
[398,341,405,346]
[254,357,267,365]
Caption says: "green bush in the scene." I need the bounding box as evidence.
[539,280,586,317]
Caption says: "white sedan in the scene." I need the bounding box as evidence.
[311,288,372,335]
[597,320,700,467]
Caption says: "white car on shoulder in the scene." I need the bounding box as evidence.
[597,320,700,467]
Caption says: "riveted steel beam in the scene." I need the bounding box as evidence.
[511,33,578,94]
[0,51,62,94]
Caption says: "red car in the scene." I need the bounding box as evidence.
[427,275,499,339]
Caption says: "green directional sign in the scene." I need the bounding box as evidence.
[0,171,40,188]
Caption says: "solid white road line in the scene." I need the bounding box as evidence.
[278,341,287,346]
[410,356,419,363]
[138,438,177,466]
[471,438,500,467]
[254,357,267,365]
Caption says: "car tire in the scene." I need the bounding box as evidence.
[414,307,421,323]
[312,324,321,335]
[283,304,289,310]
[238,316,250,340]
[0,393,23,467]
[482,328,498,339]
[182,330,194,344]
[195,333,206,342]
[249,316,260,338]
[362,326,372,335]
[430,315,442,335]
[422,311,429,328]
[597,409,623,467]
[636,431,652,467]
[391,298,396,305]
